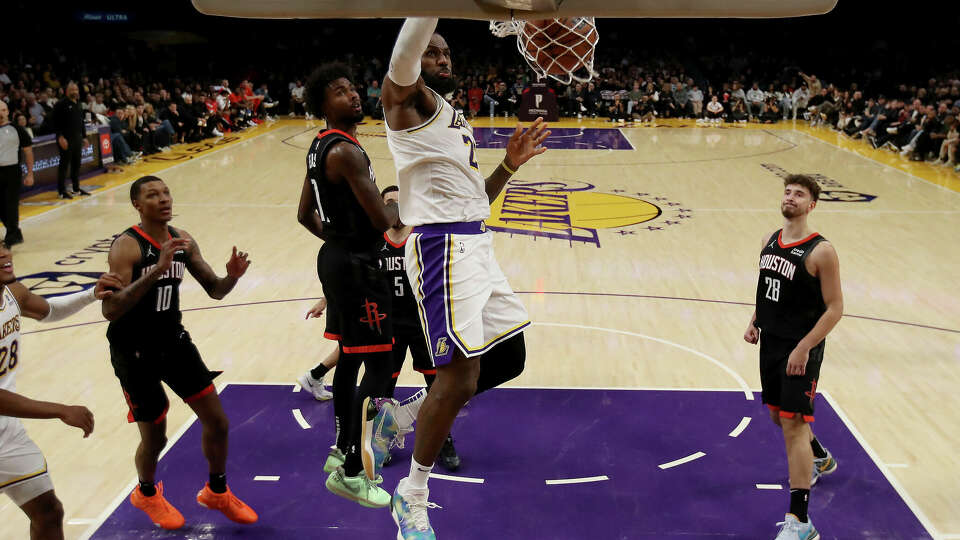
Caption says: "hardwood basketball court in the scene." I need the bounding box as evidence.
[2,116,958,539]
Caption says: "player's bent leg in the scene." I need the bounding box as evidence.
[19,489,64,540]
[355,350,396,480]
[413,350,479,467]
[134,418,168,485]
[475,333,525,395]
[187,391,258,524]
[768,406,782,426]
[186,389,229,474]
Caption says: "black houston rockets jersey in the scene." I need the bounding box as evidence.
[755,230,828,341]
[107,226,188,343]
[380,232,419,328]
[307,128,382,253]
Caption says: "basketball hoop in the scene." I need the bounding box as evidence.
[490,17,598,85]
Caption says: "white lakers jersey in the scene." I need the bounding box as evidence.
[0,286,24,447]
[385,88,490,226]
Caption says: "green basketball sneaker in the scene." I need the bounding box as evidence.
[323,446,345,474]
[325,466,390,508]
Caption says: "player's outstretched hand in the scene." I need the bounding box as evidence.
[158,237,190,273]
[743,324,759,345]
[60,405,94,438]
[504,117,551,171]
[226,246,251,278]
[305,297,327,319]
[786,346,809,376]
[93,272,125,300]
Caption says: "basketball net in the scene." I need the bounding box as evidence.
[489,18,598,85]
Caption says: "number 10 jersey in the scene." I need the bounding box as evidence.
[107,225,188,345]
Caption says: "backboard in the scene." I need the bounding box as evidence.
[190,0,837,20]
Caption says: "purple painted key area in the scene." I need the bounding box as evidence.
[473,127,634,150]
[90,385,931,539]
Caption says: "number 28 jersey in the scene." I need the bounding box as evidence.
[755,230,827,341]
[107,226,188,345]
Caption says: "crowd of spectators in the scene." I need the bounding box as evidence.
[0,63,278,166]
[2,45,958,174]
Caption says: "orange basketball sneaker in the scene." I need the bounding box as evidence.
[196,483,258,524]
[129,481,185,530]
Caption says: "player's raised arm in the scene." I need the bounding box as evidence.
[382,18,440,130]
[178,229,250,300]
[383,17,437,95]
[326,143,400,231]
[102,233,189,320]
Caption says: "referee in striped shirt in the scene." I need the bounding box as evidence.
[0,101,34,246]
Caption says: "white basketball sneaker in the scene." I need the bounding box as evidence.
[297,372,332,401]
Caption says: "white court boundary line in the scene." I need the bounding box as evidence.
[292,409,311,429]
[546,475,609,485]
[795,130,960,198]
[823,391,941,539]
[728,416,751,438]
[429,472,485,484]
[658,451,706,470]
[533,322,753,400]
[22,125,283,227]
[254,475,280,482]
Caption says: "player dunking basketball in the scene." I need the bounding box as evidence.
[296,62,401,508]
[103,175,257,530]
[744,175,842,540]
[0,243,120,540]
[375,17,549,539]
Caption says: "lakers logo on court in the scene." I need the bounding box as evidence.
[487,178,691,247]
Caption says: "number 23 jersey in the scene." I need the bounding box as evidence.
[755,229,827,341]
[384,88,489,227]
[107,226,188,345]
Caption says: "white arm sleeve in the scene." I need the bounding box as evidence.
[42,288,97,322]
[387,17,439,87]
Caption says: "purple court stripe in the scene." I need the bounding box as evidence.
[87,385,935,539]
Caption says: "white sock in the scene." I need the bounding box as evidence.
[406,457,433,490]
[396,388,427,430]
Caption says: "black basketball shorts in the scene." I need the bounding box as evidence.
[317,242,393,355]
[110,328,217,424]
[392,322,434,377]
[759,332,824,422]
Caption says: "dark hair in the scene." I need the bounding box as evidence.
[380,185,399,198]
[130,175,163,202]
[784,174,820,201]
[305,62,354,119]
